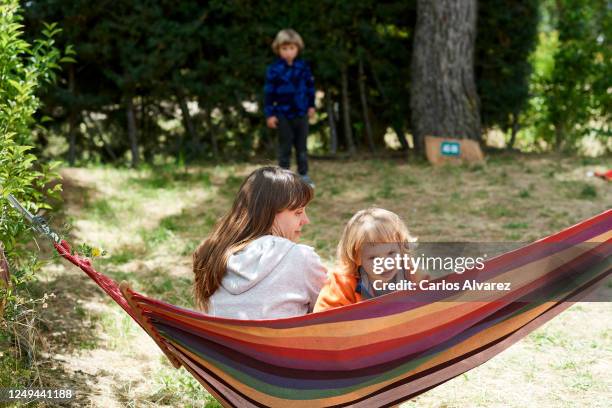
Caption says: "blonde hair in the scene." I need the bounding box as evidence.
[337,208,417,277]
[271,29,304,55]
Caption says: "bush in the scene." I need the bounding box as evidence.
[520,0,611,152]
[0,0,69,377]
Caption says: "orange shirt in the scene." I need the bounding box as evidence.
[314,271,362,312]
[314,269,430,313]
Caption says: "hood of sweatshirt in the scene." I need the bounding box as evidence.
[220,235,296,295]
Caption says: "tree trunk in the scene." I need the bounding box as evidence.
[410,0,481,154]
[508,111,520,150]
[88,112,118,162]
[358,57,376,153]
[340,63,356,155]
[369,59,411,151]
[393,124,410,151]
[325,88,338,155]
[125,95,140,167]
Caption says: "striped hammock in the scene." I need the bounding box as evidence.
[53,210,611,407]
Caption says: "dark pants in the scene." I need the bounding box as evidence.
[277,115,308,176]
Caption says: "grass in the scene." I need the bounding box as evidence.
[9,153,611,407]
[579,184,598,199]
[503,222,530,230]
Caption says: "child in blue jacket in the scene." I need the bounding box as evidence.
[264,29,316,187]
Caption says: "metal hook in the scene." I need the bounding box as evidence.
[6,194,61,244]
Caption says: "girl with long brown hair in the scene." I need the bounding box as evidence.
[192,166,326,319]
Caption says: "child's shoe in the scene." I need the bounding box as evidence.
[301,174,315,188]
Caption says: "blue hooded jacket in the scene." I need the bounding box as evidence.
[264,58,315,119]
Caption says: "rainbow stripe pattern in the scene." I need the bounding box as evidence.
[54,210,611,407]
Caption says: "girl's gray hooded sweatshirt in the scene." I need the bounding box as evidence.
[208,235,327,320]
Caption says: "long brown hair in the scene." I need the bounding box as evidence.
[193,166,313,310]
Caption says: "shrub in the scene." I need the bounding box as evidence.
[0,0,70,377]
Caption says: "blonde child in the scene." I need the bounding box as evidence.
[314,208,423,312]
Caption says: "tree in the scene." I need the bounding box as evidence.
[410,0,481,153]
[475,0,539,149]
[545,0,610,150]
[22,0,547,161]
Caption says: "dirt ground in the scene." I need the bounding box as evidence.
[15,153,611,407]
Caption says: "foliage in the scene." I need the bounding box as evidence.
[0,0,66,366]
[522,0,611,152]
[21,0,545,162]
[20,0,608,159]
[476,0,539,135]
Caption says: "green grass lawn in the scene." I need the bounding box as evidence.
[7,153,611,407]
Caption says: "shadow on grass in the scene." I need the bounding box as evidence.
[125,167,213,190]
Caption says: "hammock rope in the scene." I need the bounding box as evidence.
[8,194,611,407]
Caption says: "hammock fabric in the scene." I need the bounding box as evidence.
[53,210,611,407]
